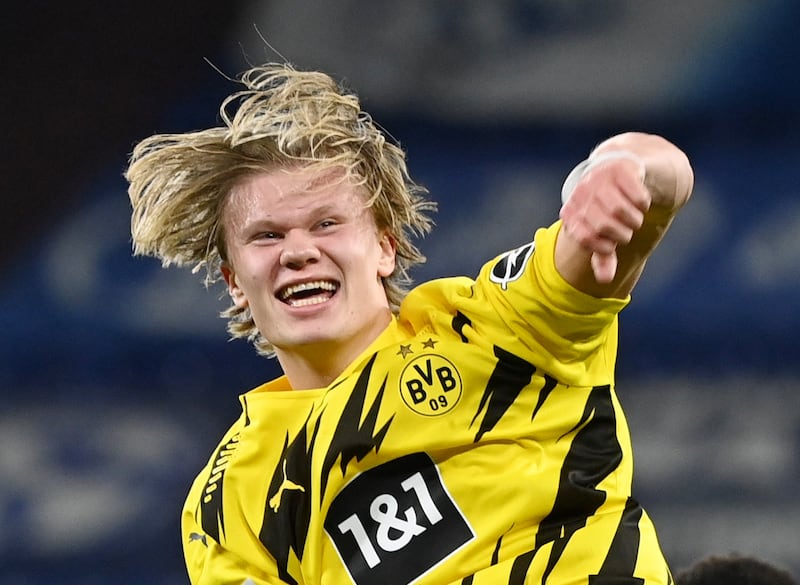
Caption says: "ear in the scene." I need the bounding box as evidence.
[377,232,397,278]
[221,263,249,308]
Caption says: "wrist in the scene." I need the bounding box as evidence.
[560,150,645,204]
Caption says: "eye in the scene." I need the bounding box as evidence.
[317,219,338,229]
[255,231,282,241]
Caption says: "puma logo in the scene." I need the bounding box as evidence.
[269,459,305,512]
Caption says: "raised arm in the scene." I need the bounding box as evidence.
[555,131,694,299]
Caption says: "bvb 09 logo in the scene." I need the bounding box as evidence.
[399,355,462,416]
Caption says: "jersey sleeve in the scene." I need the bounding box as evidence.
[181,423,295,585]
[182,514,274,585]
[473,220,629,384]
[183,514,298,585]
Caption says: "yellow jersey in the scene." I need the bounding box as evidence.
[182,222,672,585]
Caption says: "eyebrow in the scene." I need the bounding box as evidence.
[242,201,354,231]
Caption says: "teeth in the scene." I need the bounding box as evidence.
[280,280,337,301]
[288,296,328,307]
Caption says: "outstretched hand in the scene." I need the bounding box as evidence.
[559,157,650,283]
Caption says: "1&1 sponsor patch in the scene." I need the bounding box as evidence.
[325,452,473,585]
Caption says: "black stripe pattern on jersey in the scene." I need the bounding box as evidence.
[471,345,536,442]
[259,411,316,585]
[452,311,472,343]
[535,383,624,582]
[198,432,240,544]
[589,497,645,584]
[258,354,394,584]
[531,373,559,420]
[319,353,394,498]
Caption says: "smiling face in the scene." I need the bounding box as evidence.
[220,166,397,387]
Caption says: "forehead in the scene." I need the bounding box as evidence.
[224,166,369,223]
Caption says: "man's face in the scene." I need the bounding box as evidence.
[221,166,396,367]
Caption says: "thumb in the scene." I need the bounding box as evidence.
[591,251,618,284]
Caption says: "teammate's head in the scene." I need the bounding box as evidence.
[675,554,797,585]
[126,62,435,355]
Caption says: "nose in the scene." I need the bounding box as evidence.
[279,229,320,269]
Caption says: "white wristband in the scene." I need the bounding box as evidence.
[560,150,645,204]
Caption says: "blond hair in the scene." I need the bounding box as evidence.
[126,62,436,356]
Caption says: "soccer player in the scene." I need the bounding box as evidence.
[126,62,694,585]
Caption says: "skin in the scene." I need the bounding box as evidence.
[556,132,694,299]
[221,167,397,390]
[219,132,693,390]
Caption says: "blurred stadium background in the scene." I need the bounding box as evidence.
[2,1,798,583]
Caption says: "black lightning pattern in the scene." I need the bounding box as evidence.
[470,345,536,442]
[452,310,472,343]
[531,373,559,421]
[533,384,624,584]
[243,394,251,427]
[509,548,537,585]
[256,353,395,584]
[589,497,646,584]
[258,410,319,585]
[320,353,394,497]
[460,533,506,584]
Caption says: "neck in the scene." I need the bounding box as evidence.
[276,311,393,390]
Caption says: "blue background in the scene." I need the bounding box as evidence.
[2,2,798,583]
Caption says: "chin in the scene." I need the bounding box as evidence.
[276,327,344,349]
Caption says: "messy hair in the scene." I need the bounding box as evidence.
[125,62,436,356]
